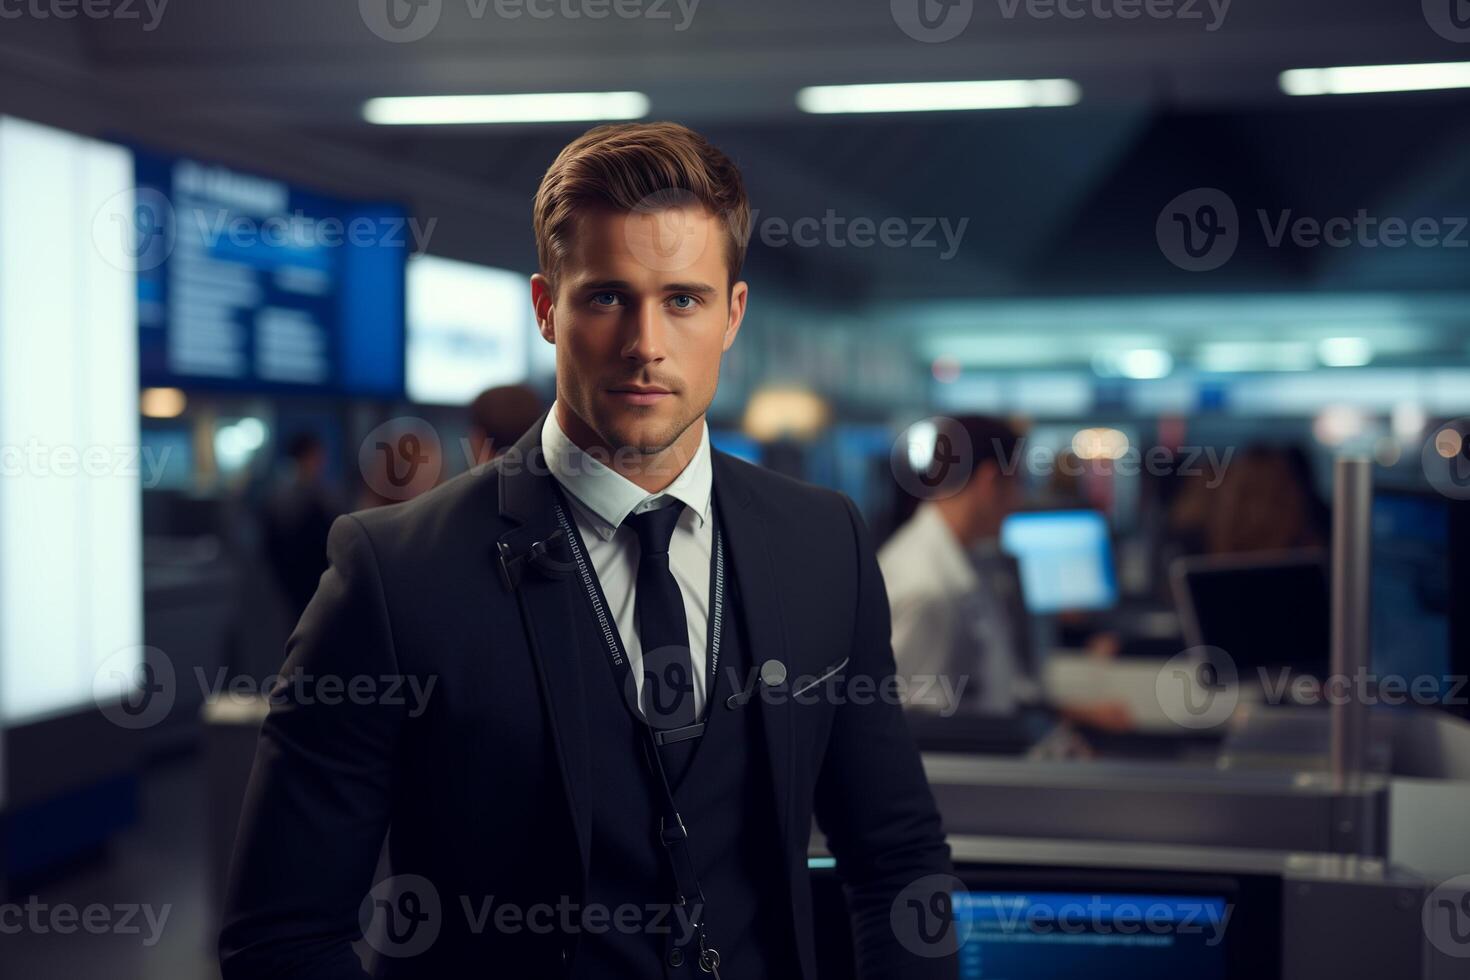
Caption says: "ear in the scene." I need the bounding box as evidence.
[530,273,556,344]
[722,280,749,352]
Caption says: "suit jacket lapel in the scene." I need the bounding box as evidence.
[712,452,798,863]
[496,417,594,878]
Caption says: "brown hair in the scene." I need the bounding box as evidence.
[532,121,751,293]
[1206,446,1326,555]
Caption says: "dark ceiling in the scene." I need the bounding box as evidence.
[1,0,1466,304]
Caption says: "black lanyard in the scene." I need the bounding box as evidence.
[551,492,726,976]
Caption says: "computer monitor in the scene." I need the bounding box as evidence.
[1171,549,1329,679]
[1371,489,1458,713]
[809,863,1274,980]
[952,890,1230,979]
[1000,510,1118,614]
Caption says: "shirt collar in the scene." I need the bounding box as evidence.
[541,402,713,542]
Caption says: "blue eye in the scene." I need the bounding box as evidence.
[591,292,621,307]
[669,294,697,310]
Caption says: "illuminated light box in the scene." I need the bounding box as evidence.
[0,117,143,728]
[406,254,532,405]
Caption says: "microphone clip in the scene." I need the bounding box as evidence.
[497,527,575,591]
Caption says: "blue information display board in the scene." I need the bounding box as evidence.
[134,151,406,396]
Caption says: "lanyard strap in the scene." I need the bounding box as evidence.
[551,495,726,974]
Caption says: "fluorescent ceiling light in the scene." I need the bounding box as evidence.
[1280,62,1470,96]
[797,79,1080,114]
[1317,336,1374,367]
[1094,348,1174,380]
[363,92,650,125]
[1197,341,1315,373]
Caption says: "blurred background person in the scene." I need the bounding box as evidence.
[1173,444,1331,557]
[260,432,337,623]
[465,382,545,466]
[881,415,1027,715]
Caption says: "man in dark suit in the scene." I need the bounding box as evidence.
[220,121,957,980]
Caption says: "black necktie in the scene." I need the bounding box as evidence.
[627,502,696,733]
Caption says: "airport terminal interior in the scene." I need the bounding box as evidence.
[1,1,1469,977]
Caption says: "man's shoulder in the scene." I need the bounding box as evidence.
[343,463,505,564]
[714,449,856,529]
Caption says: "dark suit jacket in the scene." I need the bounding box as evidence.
[220,420,957,980]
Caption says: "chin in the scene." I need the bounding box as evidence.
[601,410,684,456]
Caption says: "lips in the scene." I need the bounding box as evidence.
[607,385,673,406]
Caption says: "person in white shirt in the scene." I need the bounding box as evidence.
[880,415,1025,716]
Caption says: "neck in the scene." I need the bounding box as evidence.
[934,496,987,547]
[556,401,703,495]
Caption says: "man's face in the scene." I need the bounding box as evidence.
[531,205,747,457]
[970,464,1020,538]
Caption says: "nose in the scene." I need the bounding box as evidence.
[621,298,666,365]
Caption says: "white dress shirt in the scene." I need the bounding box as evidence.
[879,503,1024,715]
[542,404,715,717]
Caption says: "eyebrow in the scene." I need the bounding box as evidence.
[577,279,719,296]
